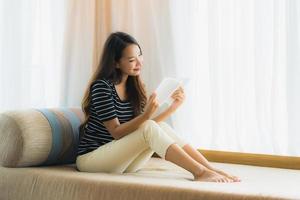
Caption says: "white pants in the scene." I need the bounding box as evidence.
[76,120,188,174]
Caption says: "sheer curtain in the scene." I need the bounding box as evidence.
[169,0,300,156]
[0,0,95,111]
[0,0,67,110]
[1,0,299,156]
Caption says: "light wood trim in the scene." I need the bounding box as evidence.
[198,149,300,170]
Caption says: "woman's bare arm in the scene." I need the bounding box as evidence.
[152,106,176,123]
[103,114,148,139]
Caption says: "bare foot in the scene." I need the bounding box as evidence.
[213,169,241,182]
[194,169,233,183]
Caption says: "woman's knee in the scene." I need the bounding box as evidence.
[158,121,170,129]
[142,121,172,136]
[141,120,159,130]
[142,120,169,129]
[140,120,162,138]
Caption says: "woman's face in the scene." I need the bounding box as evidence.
[116,44,143,76]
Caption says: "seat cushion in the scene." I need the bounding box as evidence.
[0,157,300,200]
[0,108,84,167]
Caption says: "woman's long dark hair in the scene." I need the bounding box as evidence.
[79,32,147,138]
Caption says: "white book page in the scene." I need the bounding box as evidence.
[154,77,190,106]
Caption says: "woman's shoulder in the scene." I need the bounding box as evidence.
[91,78,113,90]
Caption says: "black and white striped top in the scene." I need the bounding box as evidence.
[77,78,135,156]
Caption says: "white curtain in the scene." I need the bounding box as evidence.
[1,0,299,156]
[0,0,67,110]
[0,0,94,111]
[169,0,300,156]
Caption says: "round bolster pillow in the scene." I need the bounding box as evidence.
[0,108,84,167]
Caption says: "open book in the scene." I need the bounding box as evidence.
[154,77,190,106]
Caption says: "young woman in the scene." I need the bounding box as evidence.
[76,32,240,182]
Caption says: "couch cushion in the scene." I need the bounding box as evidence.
[0,108,84,167]
[1,157,300,200]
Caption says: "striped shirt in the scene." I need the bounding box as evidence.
[77,78,135,156]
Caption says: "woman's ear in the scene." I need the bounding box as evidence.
[114,61,120,68]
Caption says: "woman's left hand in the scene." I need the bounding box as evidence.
[169,86,185,111]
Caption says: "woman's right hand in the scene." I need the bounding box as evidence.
[142,92,159,120]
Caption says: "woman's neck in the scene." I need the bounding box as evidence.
[118,74,128,87]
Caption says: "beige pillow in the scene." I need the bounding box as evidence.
[0,108,84,167]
